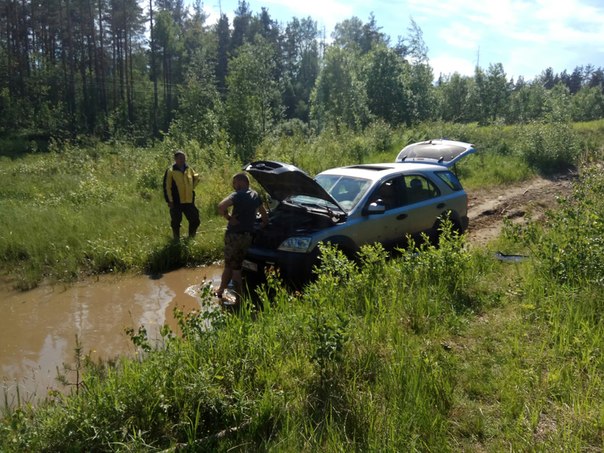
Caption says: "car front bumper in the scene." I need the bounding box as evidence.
[242,246,318,286]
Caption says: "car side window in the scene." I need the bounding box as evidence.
[368,177,405,210]
[404,175,440,204]
[436,171,463,191]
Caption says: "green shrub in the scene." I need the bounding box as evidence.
[517,122,580,174]
[515,167,604,287]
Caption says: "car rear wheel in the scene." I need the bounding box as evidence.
[431,211,463,245]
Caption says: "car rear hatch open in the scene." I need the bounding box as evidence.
[395,139,476,167]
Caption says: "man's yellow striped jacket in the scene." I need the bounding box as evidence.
[163,164,200,205]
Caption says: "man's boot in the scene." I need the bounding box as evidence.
[172,228,180,240]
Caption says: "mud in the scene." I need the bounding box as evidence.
[466,174,575,246]
[0,266,222,406]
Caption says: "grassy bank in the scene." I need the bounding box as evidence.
[1,165,603,450]
[0,141,240,289]
[2,120,601,289]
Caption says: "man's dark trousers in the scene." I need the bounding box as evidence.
[170,203,200,239]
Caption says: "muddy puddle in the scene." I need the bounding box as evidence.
[0,265,223,407]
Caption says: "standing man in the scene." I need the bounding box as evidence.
[163,150,201,240]
[216,172,268,303]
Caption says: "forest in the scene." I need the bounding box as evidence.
[2,0,604,157]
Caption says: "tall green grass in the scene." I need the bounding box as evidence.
[1,120,603,290]
[0,141,238,288]
[448,165,604,450]
[1,167,604,450]
[0,230,492,451]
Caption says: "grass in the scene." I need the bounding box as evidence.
[0,141,238,289]
[2,119,603,289]
[1,120,604,449]
[2,184,603,450]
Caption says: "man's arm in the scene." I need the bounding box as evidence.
[192,169,201,188]
[163,169,174,207]
[217,195,234,221]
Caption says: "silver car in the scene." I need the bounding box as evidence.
[242,139,476,284]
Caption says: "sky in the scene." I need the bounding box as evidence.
[203,0,604,82]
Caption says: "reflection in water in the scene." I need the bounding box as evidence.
[0,266,222,407]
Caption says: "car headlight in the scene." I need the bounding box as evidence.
[278,237,312,253]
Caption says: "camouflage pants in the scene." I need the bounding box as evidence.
[224,232,253,270]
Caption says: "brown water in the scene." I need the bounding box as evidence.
[0,265,223,407]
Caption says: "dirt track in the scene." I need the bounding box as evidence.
[465,173,576,246]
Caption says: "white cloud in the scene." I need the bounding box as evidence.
[261,0,354,33]
[204,3,221,25]
[430,54,476,77]
[436,21,481,51]
[406,0,604,77]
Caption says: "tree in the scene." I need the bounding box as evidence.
[436,72,472,123]
[149,0,158,135]
[107,0,145,126]
[544,83,572,122]
[2,0,604,144]
[588,67,604,91]
[169,4,222,144]
[571,86,604,122]
[401,17,428,64]
[230,0,252,54]
[363,45,409,125]
[155,0,185,27]
[282,16,319,121]
[539,67,558,90]
[407,61,434,122]
[226,36,283,161]
[252,7,280,44]
[332,14,387,54]
[154,9,183,130]
[566,66,583,94]
[471,63,510,123]
[171,47,223,144]
[310,45,371,131]
[215,13,230,95]
[507,80,547,123]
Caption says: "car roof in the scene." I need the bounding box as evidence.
[318,162,448,182]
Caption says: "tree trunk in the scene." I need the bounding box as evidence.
[149,0,158,135]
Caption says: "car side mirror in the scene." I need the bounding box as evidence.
[365,201,386,215]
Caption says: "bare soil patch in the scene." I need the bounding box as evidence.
[465,173,576,246]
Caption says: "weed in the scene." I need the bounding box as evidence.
[55,335,87,395]
[517,122,581,174]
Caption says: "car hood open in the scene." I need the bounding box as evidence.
[244,160,344,210]
[395,139,476,167]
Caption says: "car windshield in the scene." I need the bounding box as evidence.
[287,194,340,211]
[315,174,372,212]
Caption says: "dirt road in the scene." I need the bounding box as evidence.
[465,174,576,246]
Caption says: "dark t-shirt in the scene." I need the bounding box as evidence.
[227,189,262,233]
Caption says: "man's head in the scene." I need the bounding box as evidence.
[232,172,250,190]
[174,150,186,168]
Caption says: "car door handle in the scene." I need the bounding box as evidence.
[397,213,408,220]
[436,203,446,209]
